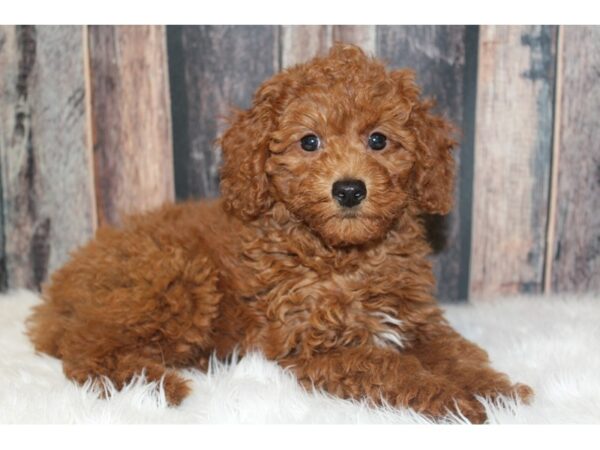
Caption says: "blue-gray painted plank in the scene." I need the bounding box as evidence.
[377,25,476,302]
[550,25,600,293]
[0,25,96,290]
[168,25,279,200]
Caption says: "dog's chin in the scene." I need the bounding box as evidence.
[312,213,392,248]
[280,197,399,248]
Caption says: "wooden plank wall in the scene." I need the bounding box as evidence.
[0,26,96,290]
[1,25,600,301]
[547,26,600,293]
[281,26,376,67]
[470,26,557,297]
[167,26,278,199]
[88,26,174,227]
[0,25,174,291]
[377,26,477,302]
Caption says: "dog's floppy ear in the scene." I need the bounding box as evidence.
[392,69,457,215]
[410,102,456,214]
[219,78,285,220]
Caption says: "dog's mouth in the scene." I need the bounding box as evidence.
[282,190,397,247]
[338,208,361,219]
[310,210,393,247]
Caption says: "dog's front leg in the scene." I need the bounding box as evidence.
[279,346,487,422]
[405,324,534,408]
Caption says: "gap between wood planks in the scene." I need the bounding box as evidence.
[82,25,99,233]
[543,25,563,294]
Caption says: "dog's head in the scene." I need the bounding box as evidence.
[220,44,456,247]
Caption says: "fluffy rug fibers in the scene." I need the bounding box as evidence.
[1,289,599,424]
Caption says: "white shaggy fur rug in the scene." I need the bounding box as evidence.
[1,290,599,424]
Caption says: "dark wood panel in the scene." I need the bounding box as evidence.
[167,25,279,200]
[549,25,600,293]
[377,26,476,302]
[88,25,174,226]
[0,25,96,291]
[469,26,557,299]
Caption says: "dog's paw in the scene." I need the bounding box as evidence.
[451,394,488,424]
[428,389,487,424]
[476,381,534,406]
[513,382,534,403]
[396,382,487,424]
[161,371,192,406]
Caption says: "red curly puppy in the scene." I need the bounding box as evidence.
[27,44,532,423]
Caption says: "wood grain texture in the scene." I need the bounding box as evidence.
[167,25,279,199]
[332,26,376,54]
[548,25,600,293]
[469,26,557,299]
[88,25,174,226]
[0,79,5,290]
[281,25,333,68]
[281,26,376,68]
[377,26,476,302]
[0,25,96,291]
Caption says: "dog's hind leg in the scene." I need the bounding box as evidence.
[50,253,221,405]
[63,352,192,405]
[27,211,224,406]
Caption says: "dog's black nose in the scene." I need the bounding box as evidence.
[332,179,367,208]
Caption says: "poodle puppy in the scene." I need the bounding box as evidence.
[27,44,532,423]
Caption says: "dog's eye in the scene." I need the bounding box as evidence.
[300,134,320,152]
[368,132,387,150]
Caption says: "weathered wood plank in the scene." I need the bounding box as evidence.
[167,25,279,199]
[548,25,600,293]
[469,26,557,299]
[281,25,376,67]
[0,105,5,290]
[0,25,96,290]
[332,26,376,54]
[281,25,333,68]
[377,26,476,302]
[88,25,174,226]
